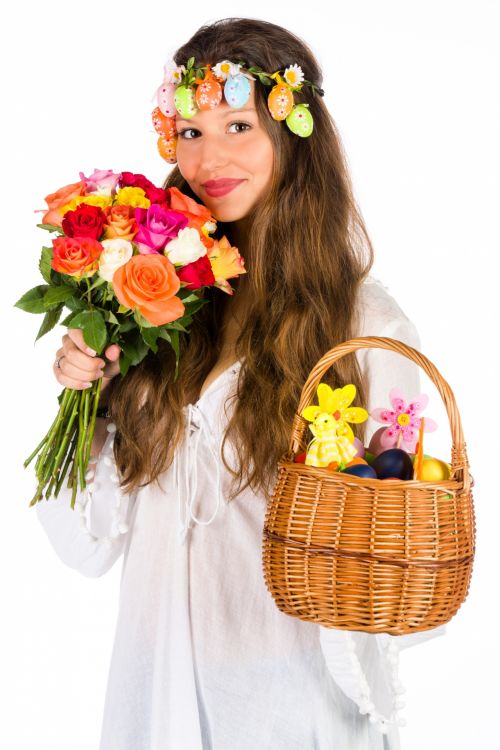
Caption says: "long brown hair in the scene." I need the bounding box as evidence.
[108,17,374,502]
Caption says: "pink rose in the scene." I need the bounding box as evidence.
[78,169,121,197]
[133,204,188,254]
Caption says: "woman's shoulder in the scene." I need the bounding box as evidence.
[355,274,420,345]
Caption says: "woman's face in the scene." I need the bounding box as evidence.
[175,80,274,222]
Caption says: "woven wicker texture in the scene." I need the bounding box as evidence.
[262,336,476,635]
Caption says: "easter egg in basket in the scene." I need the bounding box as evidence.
[419,457,451,481]
[372,448,414,480]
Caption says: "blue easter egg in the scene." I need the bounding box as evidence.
[372,449,413,480]
[224,74,251,108]
[341,464,378,479]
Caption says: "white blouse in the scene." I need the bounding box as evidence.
[36,276,446,750]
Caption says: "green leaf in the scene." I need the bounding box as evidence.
[87,274,106,292]
[68,310,107,354]
[39,247,53,283]
[104,309,119,325]
[14,285,50,313]
[35,305,63,341]
[36,223,64,234]
[60,310,81,327]
[119,353,132,377]
[141,326,161,353]
[133,308,154,328]
[43,285,75,308]
[64,296,87,312]
[121,331,149,366]
[118,304,130,314]
[118,318,136,333]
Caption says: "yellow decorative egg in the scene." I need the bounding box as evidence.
[195,76,223,110]
[419,458,451,481]
[174,84,198,119]
[157,136,177,164]
[267,84,294,121]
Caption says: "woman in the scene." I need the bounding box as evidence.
[36,17,445,750]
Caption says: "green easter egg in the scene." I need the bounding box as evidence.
[174,85,198,119]
[285,104,313,137]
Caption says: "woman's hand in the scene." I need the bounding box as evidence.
[53,329,121,396]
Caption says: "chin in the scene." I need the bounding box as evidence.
[206,203,250,223]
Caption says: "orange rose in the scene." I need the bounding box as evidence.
[102,204,138,241]
[112,254,185,326]
[42,181,86,227]
[52,236,102,277]
[168,186,213,232]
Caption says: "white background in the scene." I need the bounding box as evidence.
[2,1,498,748]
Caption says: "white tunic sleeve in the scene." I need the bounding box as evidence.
[35,423,137,578]
[319,279,447,736]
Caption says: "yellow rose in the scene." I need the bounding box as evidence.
[114,187,151,209]
[61,194,113,215]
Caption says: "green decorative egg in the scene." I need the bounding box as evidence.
[174,85,198,119]
[286,104,313,137]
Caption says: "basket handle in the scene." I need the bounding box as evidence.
[288,336,470,492]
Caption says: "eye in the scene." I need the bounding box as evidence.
[177,121,252,140]
[178,127,200,140]
[228,121,252,134]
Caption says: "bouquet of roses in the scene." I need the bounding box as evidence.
[15,168,246,508]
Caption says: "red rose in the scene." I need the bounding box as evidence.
[119,172,168,205]
[62,204,106,239]
[51,236,102,277]
[176,254,216,290]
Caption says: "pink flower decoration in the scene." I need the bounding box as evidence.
[370,387,437,452]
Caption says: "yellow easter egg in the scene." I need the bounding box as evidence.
[267,84,294,121]
[195,76,223,110]
[419,458,451,481]
[157,135,177,164]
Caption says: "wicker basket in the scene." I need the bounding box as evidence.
[262,336,475,635]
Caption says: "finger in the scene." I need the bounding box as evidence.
[53,361,94,390]
[56,354,105,383]
[61,333,106,372]
[104,343,121,360]
[67,327,99,356]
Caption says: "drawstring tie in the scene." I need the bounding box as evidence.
[175,403,223,544]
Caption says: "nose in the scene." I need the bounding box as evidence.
[197,132,231,174]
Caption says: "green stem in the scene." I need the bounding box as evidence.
[54,430,79,498]
[84,378,102,467]
[33,388,74,474]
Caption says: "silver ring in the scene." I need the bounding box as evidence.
[55,355,65,369]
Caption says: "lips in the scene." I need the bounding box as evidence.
[202,178,246,197]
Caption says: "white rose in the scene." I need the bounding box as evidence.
[164,227,207,266]
[98,239,133,282]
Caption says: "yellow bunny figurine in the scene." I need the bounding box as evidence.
[301,383,369,468]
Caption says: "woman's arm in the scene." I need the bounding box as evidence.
[35,421,137,578]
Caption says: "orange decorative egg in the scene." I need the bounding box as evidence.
[151,108,177,139]
[157,135,177,164]
[327,461,339,471]
[345,458,368,467]
[195,75,223,110]
[267,84,294,121]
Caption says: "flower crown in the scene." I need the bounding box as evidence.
[152,57,325,163]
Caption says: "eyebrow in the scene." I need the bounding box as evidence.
[176,107,256,123]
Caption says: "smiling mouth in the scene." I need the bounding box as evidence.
[202,179,246,197]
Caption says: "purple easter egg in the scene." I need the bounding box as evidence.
[372,449,413,480]
[367,426,390,457]
[353,437,365,458]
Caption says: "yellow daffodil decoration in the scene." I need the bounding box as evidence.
[300,383,369,468]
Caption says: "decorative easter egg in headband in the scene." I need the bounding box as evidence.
[151,56,326,163]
